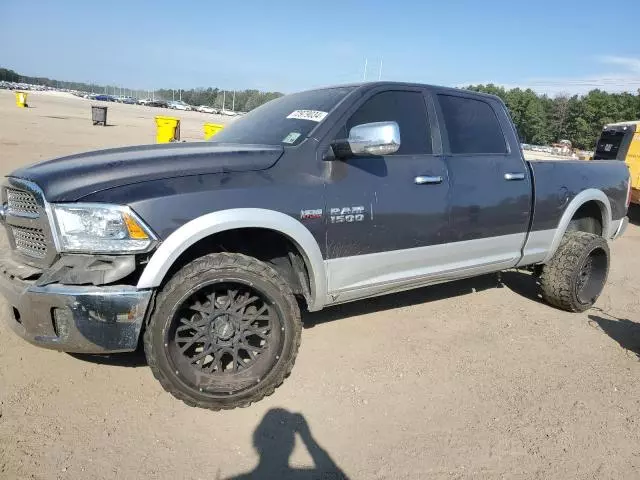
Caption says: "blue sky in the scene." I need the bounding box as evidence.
[1,0,639,95]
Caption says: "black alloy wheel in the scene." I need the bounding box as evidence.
[166,281,284,394]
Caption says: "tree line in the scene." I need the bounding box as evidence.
[465,84,640,150]
[154,88,283,113]
[0,67,283,113]
[4,66,640,147]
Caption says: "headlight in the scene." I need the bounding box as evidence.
[51,203,157,253]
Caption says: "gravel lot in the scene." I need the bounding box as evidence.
[0,90,639,480]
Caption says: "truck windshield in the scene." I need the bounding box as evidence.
[210,87,354,146]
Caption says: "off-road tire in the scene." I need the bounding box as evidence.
[539,231,609,312]
[144,252,302,410]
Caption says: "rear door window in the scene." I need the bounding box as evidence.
[438,94,507,154]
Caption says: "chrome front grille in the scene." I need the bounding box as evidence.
[6,188,39,218]
[1,180,57,267]
[11,226,47,258]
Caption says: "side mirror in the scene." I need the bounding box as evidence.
[332,121,401,159]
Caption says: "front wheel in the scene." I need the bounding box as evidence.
[144,253,301,410]
[539,231,609,312]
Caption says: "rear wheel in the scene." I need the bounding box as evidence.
[144,253,301,410]
[539,231,609,312]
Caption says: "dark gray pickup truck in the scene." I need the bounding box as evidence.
[0,82,631,410]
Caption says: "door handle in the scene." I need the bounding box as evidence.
[504,173,525,181]
[415,175,443,185]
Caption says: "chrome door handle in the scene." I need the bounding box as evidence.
[504,173,525,181]
[415,175,443,185]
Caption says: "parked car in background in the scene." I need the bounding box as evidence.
[196,105,217,114]
[219,109,238,116]
[168,101,193,111]
[92,94,116,102]
[139,99,168,108]
[117,96,137,104]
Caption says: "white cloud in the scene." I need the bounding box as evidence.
[462,56,640,96]
[599,55,640,74]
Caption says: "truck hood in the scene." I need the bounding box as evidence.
[8,142,284,202]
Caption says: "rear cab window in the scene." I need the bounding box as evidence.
[437,94,507,154]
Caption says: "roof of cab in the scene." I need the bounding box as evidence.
[306,81,504,102]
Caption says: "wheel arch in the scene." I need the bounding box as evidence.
[137,209,327,311]
[542,188,612,264]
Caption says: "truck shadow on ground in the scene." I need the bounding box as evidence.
[305,270,540,327]
[69,348,147,367]
[588,311,640,360]
[627,204,640,226]
[71,271,540,366]
[221,408,349,480]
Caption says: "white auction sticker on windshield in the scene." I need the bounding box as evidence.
[287,110,328,122]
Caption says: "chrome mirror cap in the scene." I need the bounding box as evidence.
[348,121,401,156]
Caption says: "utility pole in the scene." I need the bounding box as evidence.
[172,89,175,101]
[179,89,182,101]
[378,58,383,80]
[363,58,368,81]
[222,91,226,111]
[232,90,235,111]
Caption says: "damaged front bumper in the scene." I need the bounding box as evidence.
[0,256,152,354]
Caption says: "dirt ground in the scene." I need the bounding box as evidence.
[0,90,639,480]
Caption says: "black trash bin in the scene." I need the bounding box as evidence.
[91,105,108,126]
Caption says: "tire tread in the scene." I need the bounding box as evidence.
[144,252,301,411]
[539,231,609,313]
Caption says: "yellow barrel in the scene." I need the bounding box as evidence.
[203,123,224,140]
[15,91,28,108]
[155,116,180,143]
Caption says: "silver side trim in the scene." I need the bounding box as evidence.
[325,233,526,303]
[136,209,327,311]
[541,188,612,264]
[516,229,555,266]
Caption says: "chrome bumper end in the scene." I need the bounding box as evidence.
[0,263,152,354]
